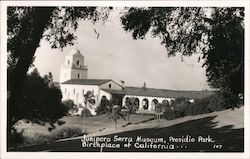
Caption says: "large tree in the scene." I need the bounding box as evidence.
[7,6,112,148]
[121,7,244,97]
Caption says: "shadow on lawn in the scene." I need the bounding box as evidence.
[15,115,244,152]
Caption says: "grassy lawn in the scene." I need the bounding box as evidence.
[14,107,244,152]
[15,113,155,137]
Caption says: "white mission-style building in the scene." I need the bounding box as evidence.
[59,48,212,115]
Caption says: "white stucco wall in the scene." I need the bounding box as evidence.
[59,67,71,83]
[122,95,175,111]
[65,54,73,66]
[100,81,123,90]
[60,84,100,108]
[99,90,112,102]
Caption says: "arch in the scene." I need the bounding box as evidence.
[151,99,158,111]
[99,95,109,113]
[161,99,169,112]
[162,100,169,106]
[100,95,109,106]
[134,98,139,109]
[125,97,130,106]
[125,97,140,112]
[101,95,107,100]
[142,98,149,110]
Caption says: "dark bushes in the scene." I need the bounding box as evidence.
[9,128,25,148]
[10,127,83,150]
[163,91,242,120]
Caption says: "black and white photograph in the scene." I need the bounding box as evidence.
[0,1,249,159]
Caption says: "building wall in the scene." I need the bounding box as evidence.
[72,54,85,67]
[100,81,123,90]
[60,67,71,83]
[70,68,88,80]
[65,54,73,66]
[61,83,194,114]
[122,95,175,111]
[60,84,100,108]
[99,90,112,101]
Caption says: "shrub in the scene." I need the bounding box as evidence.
[217,90,239,109]
[51,127,83,140]
[14,127,83,149]
[162,91,241,120]
[80,107,92,117]
[96,96,110,115]
[163,108,181,120]
[162,97,190,120]
[9,128,25,148]
[161,100,169,112]
[125,97,139,114]
[62,99,77,115]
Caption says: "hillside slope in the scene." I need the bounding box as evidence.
[17,107,244,152]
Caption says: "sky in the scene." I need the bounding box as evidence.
[32,10,211,91]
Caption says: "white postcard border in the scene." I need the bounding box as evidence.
[1,1,249,159]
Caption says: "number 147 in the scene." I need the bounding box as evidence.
[213,145,222,149]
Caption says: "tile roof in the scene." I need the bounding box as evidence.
[62,80,213,99]
[124,87,214,99]
[61,79,111,86]
[101,89,126,95]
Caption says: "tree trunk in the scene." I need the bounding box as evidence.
[7,7,55,150]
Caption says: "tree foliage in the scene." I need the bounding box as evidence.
[96,96,110,115]
[7,7,112,129]
[62,99,77,115]
[121,7,244,98]
[16,69,67,126]
[125,97,139,114]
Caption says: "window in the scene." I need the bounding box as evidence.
[82,89,84,96]
[77,73,80,79]
[67,60,70,64]
[65,88,67,94]
[76,60,80,65]
[73,89,75,95]
[109,84,112,89]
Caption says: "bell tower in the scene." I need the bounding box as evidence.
[60,48,88,83]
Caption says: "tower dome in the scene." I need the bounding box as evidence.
[68,48,82,56]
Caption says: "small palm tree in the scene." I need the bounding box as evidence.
[82,91,95,133]
[155,103,162,122]
[108,98,126,129]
